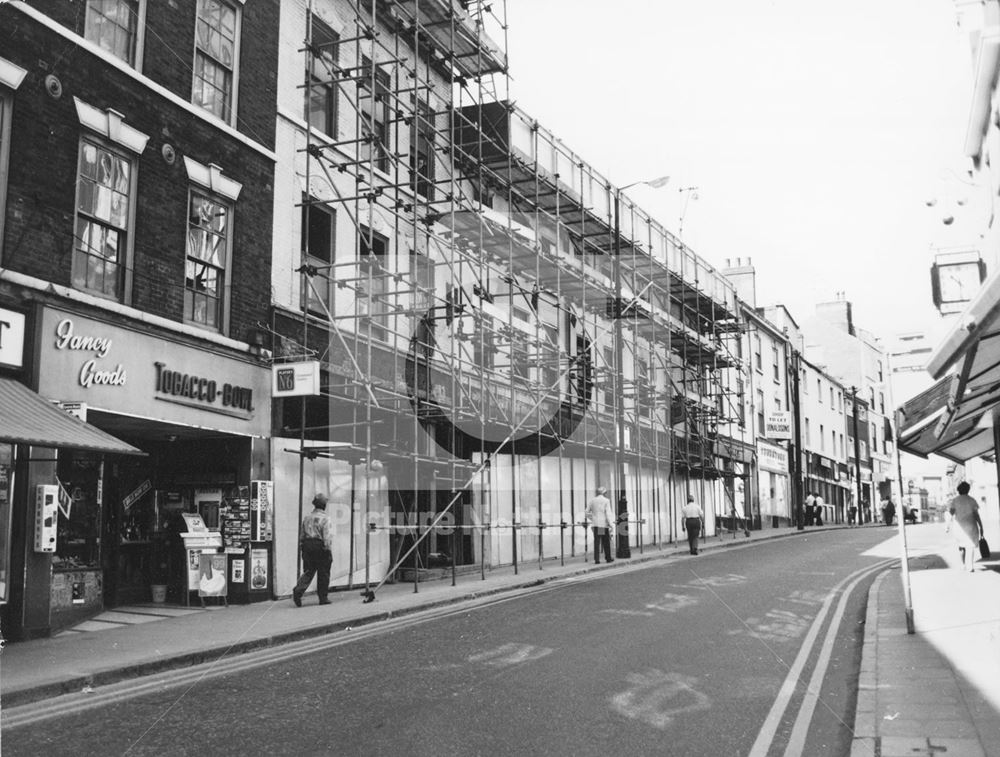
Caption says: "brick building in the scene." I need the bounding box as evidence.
[0,0,278,639]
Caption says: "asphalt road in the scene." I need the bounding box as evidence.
[4,527,896,757]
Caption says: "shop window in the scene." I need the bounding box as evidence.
[302,198,336,315]
[54,455,103,571]
[306,14,338,137]
[185,189,232,331]
[85,0,143,68]
[0,444,12,603]
[192,0,240,124]
[72,137,135,301]
[358,226,389,341]
[359,56,391,173]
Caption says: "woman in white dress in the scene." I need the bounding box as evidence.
[947,481,984,572]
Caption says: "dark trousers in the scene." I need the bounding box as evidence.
[294,539,332,601]
[685,518,701,554]
[592,527,612,563]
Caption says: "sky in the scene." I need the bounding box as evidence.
[501,0,978,342]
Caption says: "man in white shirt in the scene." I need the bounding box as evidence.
[585,487,615,564]
[292,493,335,606]
[814,492,825,526]
[681,495,704,555]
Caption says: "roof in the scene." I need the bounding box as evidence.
[0,378,144,455]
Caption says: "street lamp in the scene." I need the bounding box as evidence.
[612,175,670,559]
[678,186,699,241]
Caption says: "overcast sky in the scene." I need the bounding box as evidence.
[502,1,977,342]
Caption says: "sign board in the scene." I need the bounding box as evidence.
[57,401,88,422]
[198,552,228,597]
[272,361,321,397]
[765,411,792,440]
[0,308,26,369]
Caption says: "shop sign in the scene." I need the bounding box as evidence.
[765,411,792,440]
[57,401,87,422]
[53,318,126,387]
[0,307,26,369]
[272,361,321,397]
[757,442,788,474]
[122,479,152,512]
[39,307,271,437]
[154,362,254,413]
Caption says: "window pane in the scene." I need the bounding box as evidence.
[193,0,236,120]
[85,0,138,65]
[185,192,229,328]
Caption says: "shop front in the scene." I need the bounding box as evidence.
[757,441,789,528]
[23,306,271,633]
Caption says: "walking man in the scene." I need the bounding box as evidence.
[681,495,704,555]
[292,493,334,606]
[586,486,615,564]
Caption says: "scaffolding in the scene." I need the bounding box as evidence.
[273,0,752,594]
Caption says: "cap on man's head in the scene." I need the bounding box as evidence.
[596,486,607,495]
[312,493,328,509]
[687,495,694,502]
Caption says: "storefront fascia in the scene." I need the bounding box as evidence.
[756,440,789,525]
[28,306,271,631]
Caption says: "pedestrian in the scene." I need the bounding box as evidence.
[946,481,984,572]
[804,491,815,526]
[585,486,615,564]
[681,495,704,555]
[848,503,857,526]
[814,492,824,526]
[292,493,334,606]
[881,497,895,526]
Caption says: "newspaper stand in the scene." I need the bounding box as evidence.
[180,513,224,607]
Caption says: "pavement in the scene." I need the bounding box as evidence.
[2,521,999,756]
[851,533,1000,757]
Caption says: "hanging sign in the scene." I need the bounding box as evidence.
[272,361,321,397]
[765,411,792,440]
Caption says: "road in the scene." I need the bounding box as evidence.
[4,527,897,756]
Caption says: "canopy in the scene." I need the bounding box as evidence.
[0,378,144,455]
[897,265,1000,463]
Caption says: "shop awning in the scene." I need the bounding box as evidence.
[0,378,144,455]
[897,266,1000,463]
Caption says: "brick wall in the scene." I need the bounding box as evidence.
[0,2,279,343]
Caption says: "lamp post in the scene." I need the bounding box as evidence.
[611,176,670,559]
[850,386,864,524]
[678,186,699,241]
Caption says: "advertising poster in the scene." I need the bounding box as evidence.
[250,548,268,591]
[198,552,228,597]
[231,559,245,583]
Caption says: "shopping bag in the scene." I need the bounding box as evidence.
[979,537,991,560]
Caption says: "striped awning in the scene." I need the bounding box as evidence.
[0,378,143,455]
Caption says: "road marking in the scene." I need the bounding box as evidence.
[731,609,810,643]
[467,643,553,667]
[781,565,885,757]
[610,670,711,729]
[600,608,656,617]
[746,559,894,757]
[644,592,699,614]
[782,589,828,606]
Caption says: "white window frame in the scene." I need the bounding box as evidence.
[182,157,241,334]
[191,0,243,126]
[71,98,149,303]
[84,0,147,70]
[0,57,27,255]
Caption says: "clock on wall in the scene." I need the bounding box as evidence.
[931,258,987,312]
